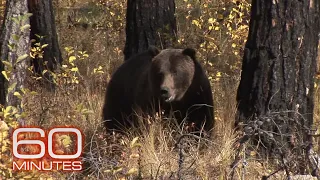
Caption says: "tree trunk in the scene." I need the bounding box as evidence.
[236,0,320,173]
[0,0,31,125]
[124,0,177,60]
[28,0,62,90]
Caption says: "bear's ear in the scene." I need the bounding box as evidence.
[182,48,196,60]
[148,45,160,57]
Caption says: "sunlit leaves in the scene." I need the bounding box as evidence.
[30,36,47,59]
[13,91,22,99]
[192,19,201,28]
[53,46,104,87]
[69,56,76,64]
[71,67,79,72]
[2,71,9,81]
[16,54,28,63]
[178,0,250,79]
[93,66,104,74]
[20,24,30,31]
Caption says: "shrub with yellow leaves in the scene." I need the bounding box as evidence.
[176,0,251,81]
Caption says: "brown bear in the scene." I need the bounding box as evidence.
[102,46,214,136]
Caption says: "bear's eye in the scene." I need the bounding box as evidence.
[156,72,163,80]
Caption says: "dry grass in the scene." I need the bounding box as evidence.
[23,73,277,179]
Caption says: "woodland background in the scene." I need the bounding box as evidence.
[0,0,319,179]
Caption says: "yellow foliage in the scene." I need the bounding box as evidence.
[178,0,250,77]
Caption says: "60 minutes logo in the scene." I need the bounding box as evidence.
[12,127,84,171]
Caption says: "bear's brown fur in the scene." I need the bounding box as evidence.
[103,47,214,135]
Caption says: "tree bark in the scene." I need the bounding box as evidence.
[0,0,30,125]
[28,0,62,89]
[236,0,320,172]
[124,0,177,60]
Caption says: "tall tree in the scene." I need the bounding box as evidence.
[28,0,62,89]
[124,0,177,60]
[236,0,319,173]
[0,0,31,125]
[0,0,61,109]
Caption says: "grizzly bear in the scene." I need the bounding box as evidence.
[103,46,214,135]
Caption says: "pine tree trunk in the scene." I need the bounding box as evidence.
[28,0,62,89]
[236,0,320,173]
[0,0,30,125]
[124,0,177,60]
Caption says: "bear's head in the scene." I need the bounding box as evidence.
[149,48,196,103]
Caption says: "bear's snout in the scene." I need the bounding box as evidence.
[160,87,169,98]
[160,86,176,102]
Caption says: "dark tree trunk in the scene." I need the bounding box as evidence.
[0,0,30,125]
[28,0,62,89]
[236,0,320,172]
[124,0,177,60]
